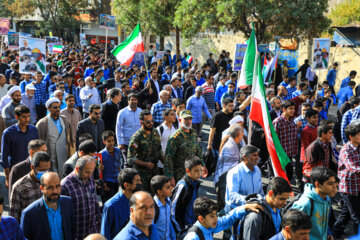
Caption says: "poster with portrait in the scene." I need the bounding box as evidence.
[8,32,19,49]
[19,36,46,74]
[0,18,10,35]
[275,48,299,77]
[312,38,330,70]
[45,36,59,44]
[233,44,247,71]
[80,33,87,46]
[99,14,116,30]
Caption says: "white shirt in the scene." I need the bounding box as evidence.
[0,84,9,100]
[157,122,176,168]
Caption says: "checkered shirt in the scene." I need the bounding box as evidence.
[273,115,298,157]
[150,100,172,124]
[292,90,301,98]
[34,81,49,105]
[286,86,297,100]
[341,109,354,143]
[338,142,360,196]
[294,115,308,138]
[0,216,25,239]
[9,174,42,222]
[61,172,101,239]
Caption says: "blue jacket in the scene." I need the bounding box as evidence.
[292,183,332,240]
[20,196,75,240]
[269,231,285,240]
[326,69,337,86]
[101,191,130,240]
[100,147,123,183]
[215,84,228,105]
[114,219,160,240]
[337,86,353,108]
[186,95,212,124]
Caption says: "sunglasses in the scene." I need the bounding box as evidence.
[144,120,153,124]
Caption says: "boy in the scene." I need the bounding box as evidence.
[100,130,124,203]
[292,166,338,240]
[171,156,202,231]
[183,196,262,240]
[150,175,176,240]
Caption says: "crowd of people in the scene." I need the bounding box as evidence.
[0,42,358,240]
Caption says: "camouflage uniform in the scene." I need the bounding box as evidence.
[127,127,163,192]
[164,128,202,182]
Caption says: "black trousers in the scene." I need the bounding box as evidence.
[35,105,47,121]
[333,193,360,237]
[101,181,119,204]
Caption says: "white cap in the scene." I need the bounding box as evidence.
[7,86,21,96]
[25,84,36,91]
[229,115,244,125]
[45,97,60,109]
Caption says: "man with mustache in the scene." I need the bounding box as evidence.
[20,171,75,240]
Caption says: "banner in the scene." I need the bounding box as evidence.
[233,44,247,71]
[276,49,299,77]
[0,18,10,35]
[19,36,46,74]
[130,52,146,68]
[80,33,87,46]
[156,51,165,60]
[45,36,59,43]
[312,38,330,70]
[99,14,116,30]
[8,32,19,49]
[258,44,269,53]
[47,42,62,54]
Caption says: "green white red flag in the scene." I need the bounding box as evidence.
[52,44,62,53]
[111,23,144,66]
[249,54,291,182]
[186,55,193,64]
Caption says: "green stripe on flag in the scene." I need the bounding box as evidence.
[111,23,141,57]
[244,26,256,85]
[36,60,46,74]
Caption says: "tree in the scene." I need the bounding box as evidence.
[174,0,331,43]
[329,0,360,26]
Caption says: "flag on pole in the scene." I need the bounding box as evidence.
[111,23,144,66]
[249,54,290,182]
[263,52,278,83]
[52,44,62,53]
[237,24,257,89]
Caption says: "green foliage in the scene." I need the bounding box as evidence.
[174,0,331,42]
[329,0,360,26]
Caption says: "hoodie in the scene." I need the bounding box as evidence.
[292,183,331,240]
[241,193,277,240]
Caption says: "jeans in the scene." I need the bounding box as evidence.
[333,193,360,237]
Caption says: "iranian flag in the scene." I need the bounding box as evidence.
[237,25,257,89]
[186,55,193,64]
[111,23,144,66]
[53,44,62,53]
[249,54,290,182]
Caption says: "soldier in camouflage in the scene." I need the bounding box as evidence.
[164,110,207,186]
[127,110,163,192]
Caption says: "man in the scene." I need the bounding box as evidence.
[157,108,177,157]
[208,98,234,160]
[341,97,360,143]
[61,156,102,239]
[19,73,32,93]
[170,77,181,99]
[2,85,23,127]
[340,70,357,88]
[80,76,101,118]
[0,74,9,100]
[0,195,25,239]
[147,68,162,106]
[286,78,297,100]
[302,124,335,183]
[241,177,292,240]
[291,89,311,117]
[164,110,203,185]
[151,90,172,127]
[76,104,105,151]
[102,88,121,133]
[171,98,186,129]
[186,86,212,137]
[207,53,217,74]
[37,98,74,177]
[116,93,142,158]
[10,152,51,222]
[8,140,47,198]
[300,109,319,164]
[1,105,38,188]
[214,125,244,211]
[34,71,49,120]
[114,191,160,239]
[202,74,216,116]
[294,103,311,138]
[21,84,36,124]
[225,145,263,212]
[273,100,300,181]
[332,123,360,237]
[184,76,197,101]
[120,82,131,109]
[101,168,142,239]
[266,89,276,111]
[337,81,355,108]
[127,110,163,192]
[326,62,338,94]
[294,59,310,80]
[292,167,338,240]
[269,96,282,121]
[269,209,312,240]
[220,82,236,104]
[215,75,228,110]
[20,172,75,240]
[60,94,82,146]
[162,66,173,85]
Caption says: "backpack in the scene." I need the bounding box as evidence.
[281,193,315,218]
[177,225,205,240]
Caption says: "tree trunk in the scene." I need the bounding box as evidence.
[160,36,164,51]
[176,27,180,60]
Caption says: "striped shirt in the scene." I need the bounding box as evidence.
[202,83,215,109]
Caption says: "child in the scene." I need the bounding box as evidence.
[75,78,84,115]
[100,130,124,203]
[171,156,202,232]
[182,196,262,240]
[150,175,176,240]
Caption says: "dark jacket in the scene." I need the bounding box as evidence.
[76,118,105,151]
[269,109,282,122]
[184,86,195,101]
[171,174,200,231]
[102,100,120,133]
[20,196,75,240]
[241,193,277,240]
[8,158,31,198]
[147,79,162,106]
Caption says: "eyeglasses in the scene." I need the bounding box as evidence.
[144,120,153,124]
